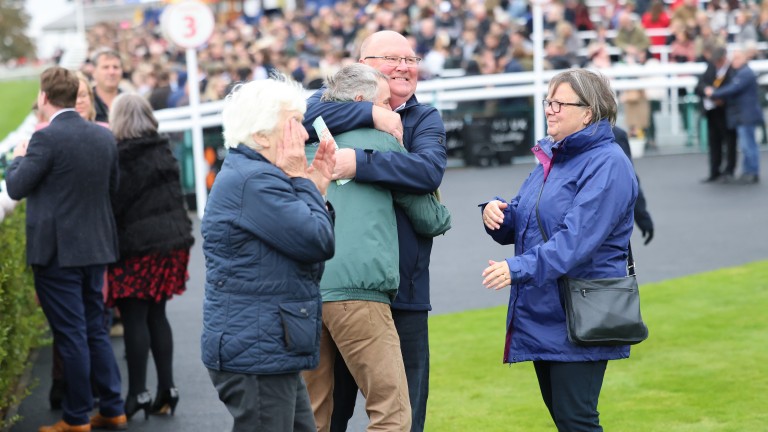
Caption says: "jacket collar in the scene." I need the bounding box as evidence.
[399,94,420,112]
[545,119,614,156]
[233,144,269,163]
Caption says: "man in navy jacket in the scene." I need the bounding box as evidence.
[6,66,126,431]
[706,48,763,184]
[303,30,447,432]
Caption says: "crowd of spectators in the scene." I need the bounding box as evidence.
[68,0,768,111]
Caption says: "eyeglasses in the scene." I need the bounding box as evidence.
[542,99,586,113]
[363,56,422,67]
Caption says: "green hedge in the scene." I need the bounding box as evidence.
[0,203,48,428]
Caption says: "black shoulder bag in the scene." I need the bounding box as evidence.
[535,183,649,347]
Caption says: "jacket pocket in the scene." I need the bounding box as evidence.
[278,300,319,355]
[201,330,224,370]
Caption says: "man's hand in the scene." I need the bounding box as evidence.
[308,138,336,196]
[13,140,28,158]
[372,106,403,143]
[332,148,356,180]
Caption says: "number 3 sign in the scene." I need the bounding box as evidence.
[161,1,215,49]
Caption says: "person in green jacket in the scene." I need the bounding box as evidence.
[302,63,450,432]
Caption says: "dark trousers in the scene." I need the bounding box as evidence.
[116,298,175,396]
[533,360,608,432]
[706,108,737,178]
[330,309,429,432]
[209,369,315,432]
[33,262,123,425]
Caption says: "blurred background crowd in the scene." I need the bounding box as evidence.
[60,0,768,110]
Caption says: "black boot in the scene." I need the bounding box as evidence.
[151,387,179,416]
[124,390,152,420]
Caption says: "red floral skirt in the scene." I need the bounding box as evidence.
[107,249,190,307]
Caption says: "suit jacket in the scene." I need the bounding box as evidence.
[6,110,120,267]
[711,65,765,128]
[695,60,733,113]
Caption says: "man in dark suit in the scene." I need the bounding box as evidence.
[6,67,127,432]
[695,46,737,183]
[613,126,655,245]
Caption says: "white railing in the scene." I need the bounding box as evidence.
[5,59,768,153]
[153,61,714,134]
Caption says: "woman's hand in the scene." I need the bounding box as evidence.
[482,259,511,290]
[483,200,508,230]
[276,118,309,178]
[308,138,336,196]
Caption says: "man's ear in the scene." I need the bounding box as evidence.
[354,95,364,102]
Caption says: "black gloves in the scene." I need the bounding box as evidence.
[636,218,654,245]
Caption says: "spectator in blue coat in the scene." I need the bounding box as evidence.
[302,30,447,432]
[706,48,763,184]
[480,69,638,431]
[201,75,336,432]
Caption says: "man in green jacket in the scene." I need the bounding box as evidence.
[302,63,450,432]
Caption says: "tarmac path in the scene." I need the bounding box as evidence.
[10,151,768,432]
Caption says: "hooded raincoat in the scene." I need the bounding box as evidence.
[483,120,638,363]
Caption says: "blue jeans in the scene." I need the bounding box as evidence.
[737,125,760,176]
[330,309,430,432]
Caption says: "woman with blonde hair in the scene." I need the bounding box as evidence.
[108,93,194,421]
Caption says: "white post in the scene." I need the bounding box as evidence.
[532,0,546,143]
[75,0,85,39]
[186,49,207,219]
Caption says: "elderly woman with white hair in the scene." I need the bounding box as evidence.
[200,75,336,432]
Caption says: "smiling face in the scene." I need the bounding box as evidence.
[545,83,591,142]
[360,31,418,108]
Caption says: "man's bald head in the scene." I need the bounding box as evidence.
[360,31,411,60]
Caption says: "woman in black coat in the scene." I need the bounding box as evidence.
[108,93,194,420]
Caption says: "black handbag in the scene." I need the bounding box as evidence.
[535,185,649,347]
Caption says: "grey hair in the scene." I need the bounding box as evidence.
[221,73,306,149]
[549,69,617,126]
[109,93,158,140]
[321,64,388,103]
[91,47,122,67]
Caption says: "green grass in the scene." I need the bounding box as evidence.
[428,260,768,432]
[0,79,38,138]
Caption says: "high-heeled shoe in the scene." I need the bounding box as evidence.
[151,387,179,416]
[124,391,152,420]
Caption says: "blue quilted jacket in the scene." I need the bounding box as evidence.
[200,145,335,374]
[483,120,638,364]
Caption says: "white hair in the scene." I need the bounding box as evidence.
[221,75,307,149]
